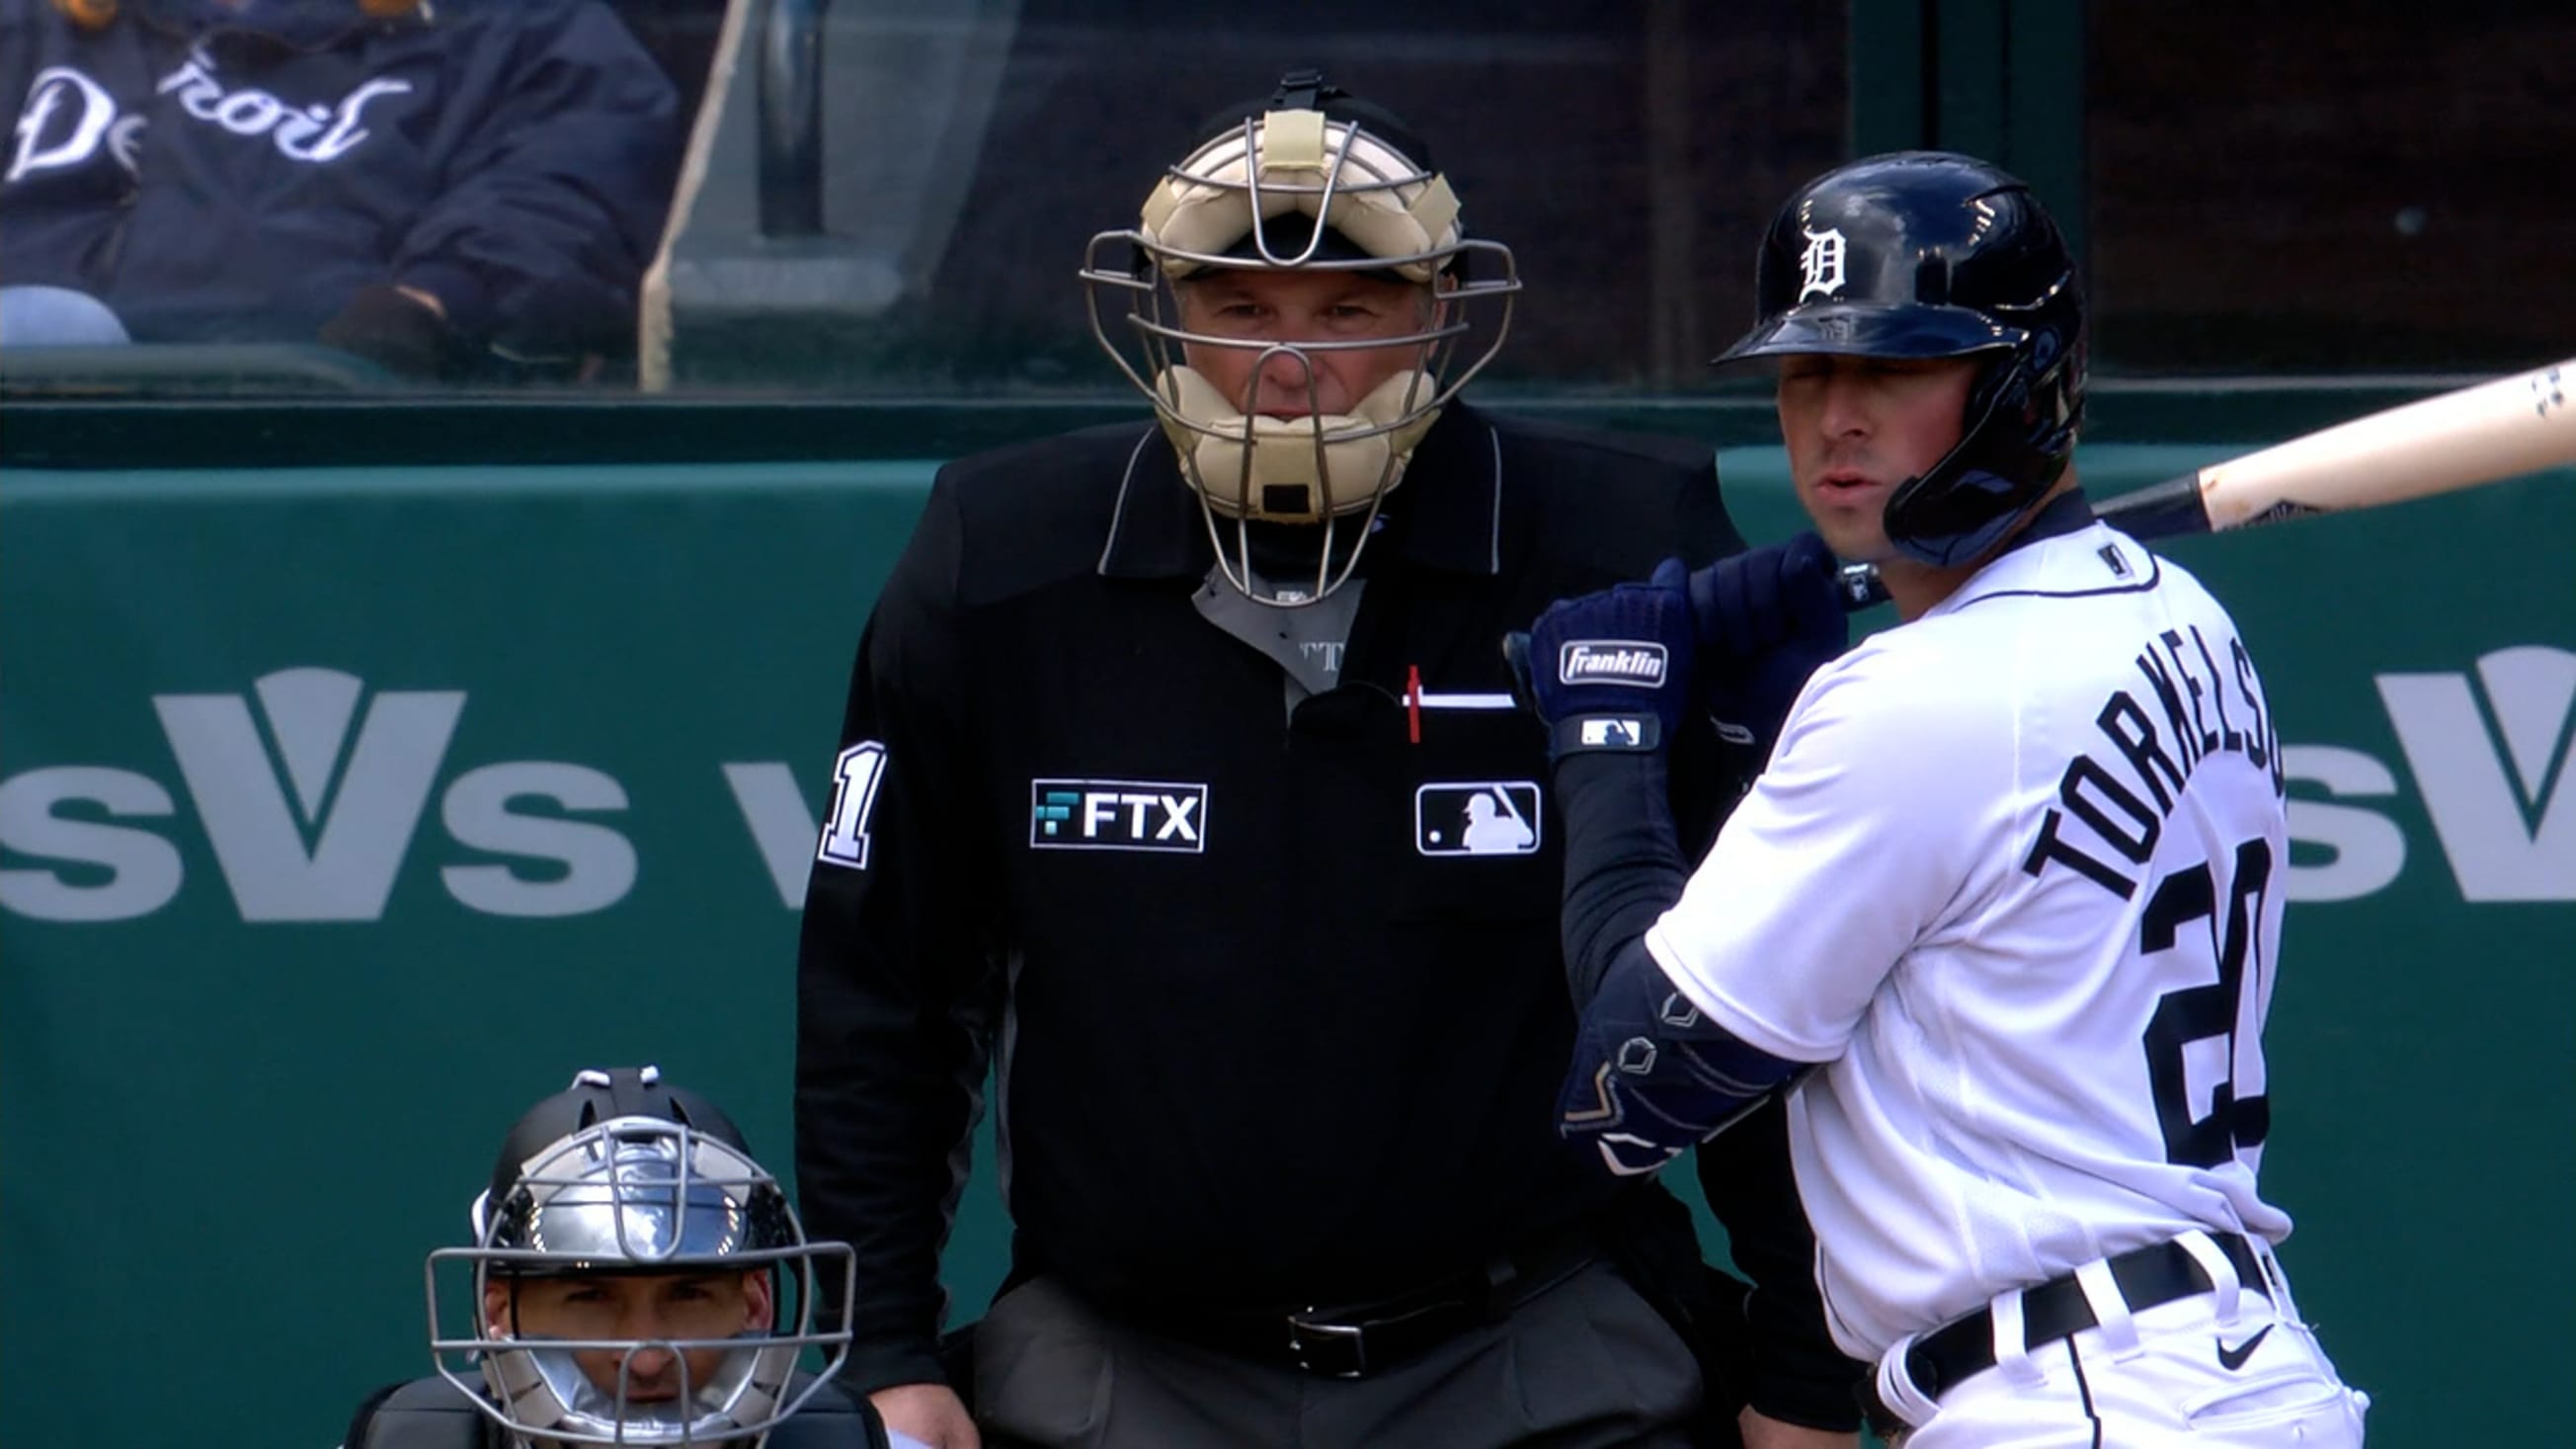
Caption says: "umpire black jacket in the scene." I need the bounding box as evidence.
[795,401,1853,1422]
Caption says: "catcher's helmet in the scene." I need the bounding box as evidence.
[428,1067,855,1448]
[1081,69,1520,605]
[1715,151,2086,567]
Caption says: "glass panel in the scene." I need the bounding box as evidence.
[2088,2,2576,374]
[791,0,1849,399]
[1,1,1845,400]
[0,0,714,396]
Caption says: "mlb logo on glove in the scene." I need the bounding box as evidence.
[1578,718,1651,749]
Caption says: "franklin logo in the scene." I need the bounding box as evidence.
[1029,778,1208,853]
[1798,225,1847,302]
[1415,781,1542,857]
[1559,641,1667,687]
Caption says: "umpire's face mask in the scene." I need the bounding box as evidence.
[1079,97,1527,606]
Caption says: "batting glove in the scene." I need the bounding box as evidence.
[1512,558,1697,760]
[1688,532,1850,757]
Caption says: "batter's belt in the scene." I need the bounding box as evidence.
[1857,1231,2271,1438]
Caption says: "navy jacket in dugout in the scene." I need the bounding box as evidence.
[0,0,680,354]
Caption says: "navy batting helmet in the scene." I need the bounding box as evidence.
[1715,150,2086,567]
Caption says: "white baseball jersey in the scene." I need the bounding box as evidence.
[1648,521,2294,1361]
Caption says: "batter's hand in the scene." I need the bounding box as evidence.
[1518,557,1697,759]
[871,1382,980,1449]
[1688,532,1850,758]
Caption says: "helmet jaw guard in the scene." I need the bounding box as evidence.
[428,1069,855,1449]
[1880,306,2082,567]
[1716,150,2087,568]
[1080,72,1519,606]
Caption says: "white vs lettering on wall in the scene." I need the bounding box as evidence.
[1,651,2568,924]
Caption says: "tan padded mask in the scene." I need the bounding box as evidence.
[1155,365,1443,522]
[1140,109,1461,282]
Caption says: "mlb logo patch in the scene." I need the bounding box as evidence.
[1030,778,1208,852]
[1579,718,1650,749]
[1415,781,1543,857]
[1557,641,1667,687]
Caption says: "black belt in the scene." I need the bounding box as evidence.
[1114,1224,1603,1380]
[1858,1233,2269,1438]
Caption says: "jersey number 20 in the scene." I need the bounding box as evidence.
[2139,838,2273,1169]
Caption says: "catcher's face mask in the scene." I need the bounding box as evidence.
[430,1113,855,1447]
[1083,84,1518,605]
[488,1268,773,1416]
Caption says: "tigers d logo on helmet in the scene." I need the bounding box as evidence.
[1797,226,1848,302]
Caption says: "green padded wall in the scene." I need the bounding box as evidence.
[3,444,2568,1446]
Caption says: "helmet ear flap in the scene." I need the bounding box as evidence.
[1881,348,2061,568]
[1965,351,2029,440]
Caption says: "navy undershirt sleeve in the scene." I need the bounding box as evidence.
[1552,752,1805,1175]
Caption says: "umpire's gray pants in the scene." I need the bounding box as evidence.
[971,1262,1700,1447]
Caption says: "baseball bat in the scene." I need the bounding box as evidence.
[1836,358,2576,609]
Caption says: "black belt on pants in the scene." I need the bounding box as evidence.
[1857,1233,2270,1438]
[1110,1223,1603,1380]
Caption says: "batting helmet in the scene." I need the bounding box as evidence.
[1714,151,2087,567]
[429,1066,855,1448]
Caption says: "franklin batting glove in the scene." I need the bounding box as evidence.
[1520,558,1697,760]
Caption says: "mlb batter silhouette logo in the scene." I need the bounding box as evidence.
[1414,782,1541,856]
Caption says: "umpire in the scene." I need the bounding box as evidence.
[793,70,1859,1449]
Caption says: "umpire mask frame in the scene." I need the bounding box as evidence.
[1081,77,1519,606]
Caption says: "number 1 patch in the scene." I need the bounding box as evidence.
[817,741,888,870]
